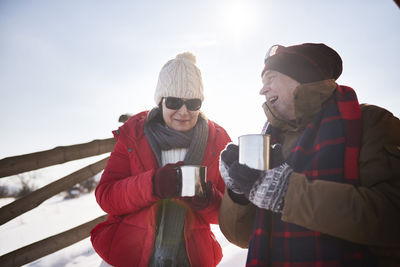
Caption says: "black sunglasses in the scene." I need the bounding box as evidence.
[163,97,202,111]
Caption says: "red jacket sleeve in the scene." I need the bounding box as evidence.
[95,139,159,215]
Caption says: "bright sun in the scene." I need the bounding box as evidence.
[221,1,256,41]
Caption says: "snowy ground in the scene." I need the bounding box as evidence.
[0,192,248,266]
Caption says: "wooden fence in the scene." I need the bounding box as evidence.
[0,115,130,266]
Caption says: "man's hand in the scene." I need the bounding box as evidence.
[228,161,293,213]
[228,161,262,196]
[219,144,243,194]
[248,163,292,213]
[221,143,239,168]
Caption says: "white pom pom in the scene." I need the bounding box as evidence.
[175,52,196,64]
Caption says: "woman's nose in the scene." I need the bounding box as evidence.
[177,103,189,114]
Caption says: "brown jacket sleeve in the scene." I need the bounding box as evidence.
[281,104,400,247]
[218,188,257,248]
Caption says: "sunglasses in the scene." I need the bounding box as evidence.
[163,97,202,111]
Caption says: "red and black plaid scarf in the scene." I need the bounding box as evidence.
[247,85,376,266]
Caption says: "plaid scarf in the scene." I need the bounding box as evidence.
[246,85,376,266]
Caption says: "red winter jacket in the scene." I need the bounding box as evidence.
[91,111,231,267]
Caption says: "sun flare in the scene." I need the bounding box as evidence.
[221,1,256,41]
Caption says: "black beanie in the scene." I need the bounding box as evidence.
[262,43,343,84]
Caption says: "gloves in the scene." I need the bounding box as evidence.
[228,161,262,195]
[228,162,293,213]
[249,163,292,212]
[220,142,290,211]
[182,181,213,210]
[226,142,286,194]
[153,162,184,198]
[221,143,239,168]
[219,144,243,195]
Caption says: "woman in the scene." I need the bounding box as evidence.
[91,52,231,267]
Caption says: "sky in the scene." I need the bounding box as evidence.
[0,0,399,179]
[0,1,399,265]
[1,0,399,160]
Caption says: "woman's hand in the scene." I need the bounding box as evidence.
[153,162,184,198]
[181,181,213,210]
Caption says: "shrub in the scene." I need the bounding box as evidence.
[64,176,99,199]
[16,173,37,198]
[0,186,9,198]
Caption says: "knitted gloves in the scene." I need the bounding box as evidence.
[220,143,293,213]
[153,162,184,198]
[220,144,243,194]
[228,162,292,212]
[221,143,239,167]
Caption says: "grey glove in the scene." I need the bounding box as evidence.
[219,144,243,194]
[228,162,293,213]
[219,154,243,194]
[249,163,292,212]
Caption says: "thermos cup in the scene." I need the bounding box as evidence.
[238,134,271,170]
[178,165,207,197]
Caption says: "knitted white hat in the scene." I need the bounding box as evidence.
[154,52,204,105]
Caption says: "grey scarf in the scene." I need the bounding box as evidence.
[144,107,208,267]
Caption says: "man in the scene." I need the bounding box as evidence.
[219,43,400,266]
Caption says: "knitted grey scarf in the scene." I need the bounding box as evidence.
[144,107,208,267]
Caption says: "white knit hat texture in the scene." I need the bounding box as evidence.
[154,52,204,105]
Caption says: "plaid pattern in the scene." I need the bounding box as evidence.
[246,86,376,266]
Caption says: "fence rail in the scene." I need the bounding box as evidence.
[0,138,115,178]
[0,130,124,266]
[0,157,109,225]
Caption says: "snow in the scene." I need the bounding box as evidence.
[0,192,248,266]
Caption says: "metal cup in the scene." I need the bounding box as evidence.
[238,134,271,170]
[178,165,207,197]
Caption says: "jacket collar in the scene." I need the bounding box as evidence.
[263,79,337,132]
[116,111,217,170]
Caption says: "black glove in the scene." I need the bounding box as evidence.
[220,143,239,168]
[270,143,285,168]
[228,161,262,196]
